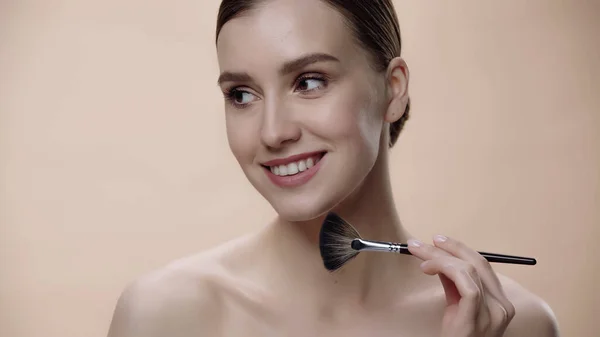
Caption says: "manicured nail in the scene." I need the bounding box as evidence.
[408,239,423,247]
[433,235,447,243]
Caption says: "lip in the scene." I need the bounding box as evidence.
[263,153,327,188]
[261,151,326,167]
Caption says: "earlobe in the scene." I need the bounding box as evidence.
[384,57,410,123]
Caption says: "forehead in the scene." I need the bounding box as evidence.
[216,0,362,71]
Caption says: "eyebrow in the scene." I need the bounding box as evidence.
[216,72,252,86]
[280,52,340,76]
[217,52,340,86]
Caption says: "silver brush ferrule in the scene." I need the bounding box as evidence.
[351,239,410,254]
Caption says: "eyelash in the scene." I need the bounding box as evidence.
[223,73,329,109]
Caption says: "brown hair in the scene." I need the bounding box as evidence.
[216,0,410,147]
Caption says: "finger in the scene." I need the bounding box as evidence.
[439,274,461,306]
[407,239,454,261]
[420,256,488,323]
[432,235,505,297]
[487,296,515,332]
[432,235,515,328]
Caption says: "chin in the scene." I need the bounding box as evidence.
[245,172,343,222]
[263,174,363,222]
[245,150,376,223]
[269,195,338,222]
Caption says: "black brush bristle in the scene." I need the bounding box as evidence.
[319,212,362,272]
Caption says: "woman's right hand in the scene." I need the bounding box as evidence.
[408,235,515,337]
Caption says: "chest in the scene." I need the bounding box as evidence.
[219,301,444,337]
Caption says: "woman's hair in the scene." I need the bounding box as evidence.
[216,0,410,147]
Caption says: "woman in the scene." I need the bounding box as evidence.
[108,0,559,336]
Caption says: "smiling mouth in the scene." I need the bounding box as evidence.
[262,152,326,177]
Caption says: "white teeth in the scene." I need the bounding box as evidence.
[269,155,322,176]
[298,160,307,172]
[278,165,288,176]
[287,162,299,175]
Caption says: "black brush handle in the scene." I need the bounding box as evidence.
[477,251,537,265]
[387,243,537,265]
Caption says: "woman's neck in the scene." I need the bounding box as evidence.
[261,148,420,311]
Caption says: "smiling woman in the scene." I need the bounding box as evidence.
[106,1,560,336]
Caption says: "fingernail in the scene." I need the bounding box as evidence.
[408,239,423,247]
[433,235,447,243]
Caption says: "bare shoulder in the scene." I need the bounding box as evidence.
[498,274,560,337]
[107,235,258,337]
[106,254,224,337]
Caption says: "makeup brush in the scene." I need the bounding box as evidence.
[319,212,537,272]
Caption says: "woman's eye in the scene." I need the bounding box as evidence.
[227,89,256,106]
[296,78,326,92]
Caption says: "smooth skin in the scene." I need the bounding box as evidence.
[107,0,559,336]
[409,236,523,337]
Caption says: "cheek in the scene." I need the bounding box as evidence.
[314,86,384,153]
[225,113,259,164]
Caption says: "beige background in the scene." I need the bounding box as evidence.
[1,1,598,336]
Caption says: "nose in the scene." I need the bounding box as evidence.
[260,98,301,149]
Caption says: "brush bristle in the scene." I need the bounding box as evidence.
[319,212,362,272]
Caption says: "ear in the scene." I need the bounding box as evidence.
[384,57,410,124]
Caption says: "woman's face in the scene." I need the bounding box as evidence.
[216,0,397,221]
